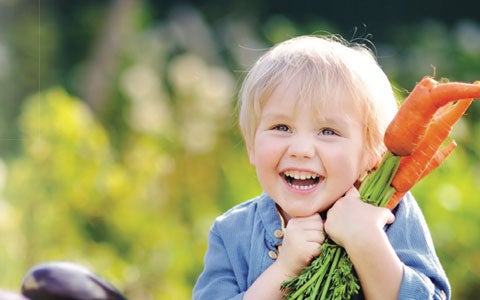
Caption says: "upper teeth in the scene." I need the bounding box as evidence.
[284,170,319,180]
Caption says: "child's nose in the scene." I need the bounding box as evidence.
[288,136,315,159]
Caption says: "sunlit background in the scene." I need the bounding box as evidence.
[0,0,479,299]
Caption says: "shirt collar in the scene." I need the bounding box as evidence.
[258,192,284,247]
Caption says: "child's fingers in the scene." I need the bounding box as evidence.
[283,215,326,257]
[381,208,395,225]
[301,229,326,244]
[344,186,360,198]
[306,241,323,259]
[287,213,324,230]
[345,187,396,226]
[279,216,326,274]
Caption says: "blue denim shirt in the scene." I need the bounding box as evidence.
[193,192,450,299]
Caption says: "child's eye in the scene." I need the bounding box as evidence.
[272,124,290,132]
[320,128,337,136]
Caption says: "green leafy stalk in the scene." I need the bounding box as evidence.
[318,247,342,300]
[281,151,401,300]
[360,151,400,206]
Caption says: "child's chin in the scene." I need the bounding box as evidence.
[289,209,320,218]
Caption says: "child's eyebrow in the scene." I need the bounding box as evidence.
[316,115,350,127]
[317,114,361,134]
[261,111,292,122]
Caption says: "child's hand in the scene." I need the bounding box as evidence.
[324,187,395,249]
[276,214,325,277]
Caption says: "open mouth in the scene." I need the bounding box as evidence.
[283,170,320,190]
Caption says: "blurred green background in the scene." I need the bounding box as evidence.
[0,0,479,299]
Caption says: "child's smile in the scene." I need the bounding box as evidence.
[282,170,321,192]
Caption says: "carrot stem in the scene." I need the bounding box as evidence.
[319,248,342,300]
[359,151,400,206]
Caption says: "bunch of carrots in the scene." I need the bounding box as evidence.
[281,76,480,300]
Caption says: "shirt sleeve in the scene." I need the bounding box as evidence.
[387,193,450,300]
[193,224,245,300]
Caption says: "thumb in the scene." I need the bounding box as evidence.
[384,209,395,225]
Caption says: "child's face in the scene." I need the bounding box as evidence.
[247,81,371,220]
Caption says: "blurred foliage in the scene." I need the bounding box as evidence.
[0,0,479,299]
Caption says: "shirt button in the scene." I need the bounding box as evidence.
[274,229,284,238]
[268,250,278,260]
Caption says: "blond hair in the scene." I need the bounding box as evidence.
[238,35,398,164]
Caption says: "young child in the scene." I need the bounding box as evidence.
[193,35,450,300]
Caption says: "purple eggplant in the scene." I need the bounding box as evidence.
[21,261,127,300]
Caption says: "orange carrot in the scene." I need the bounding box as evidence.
[386,140,457,210]
[384,77,480,156]
[418,140,457,182]
[391,98,473,193]
[431,80,480,105]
